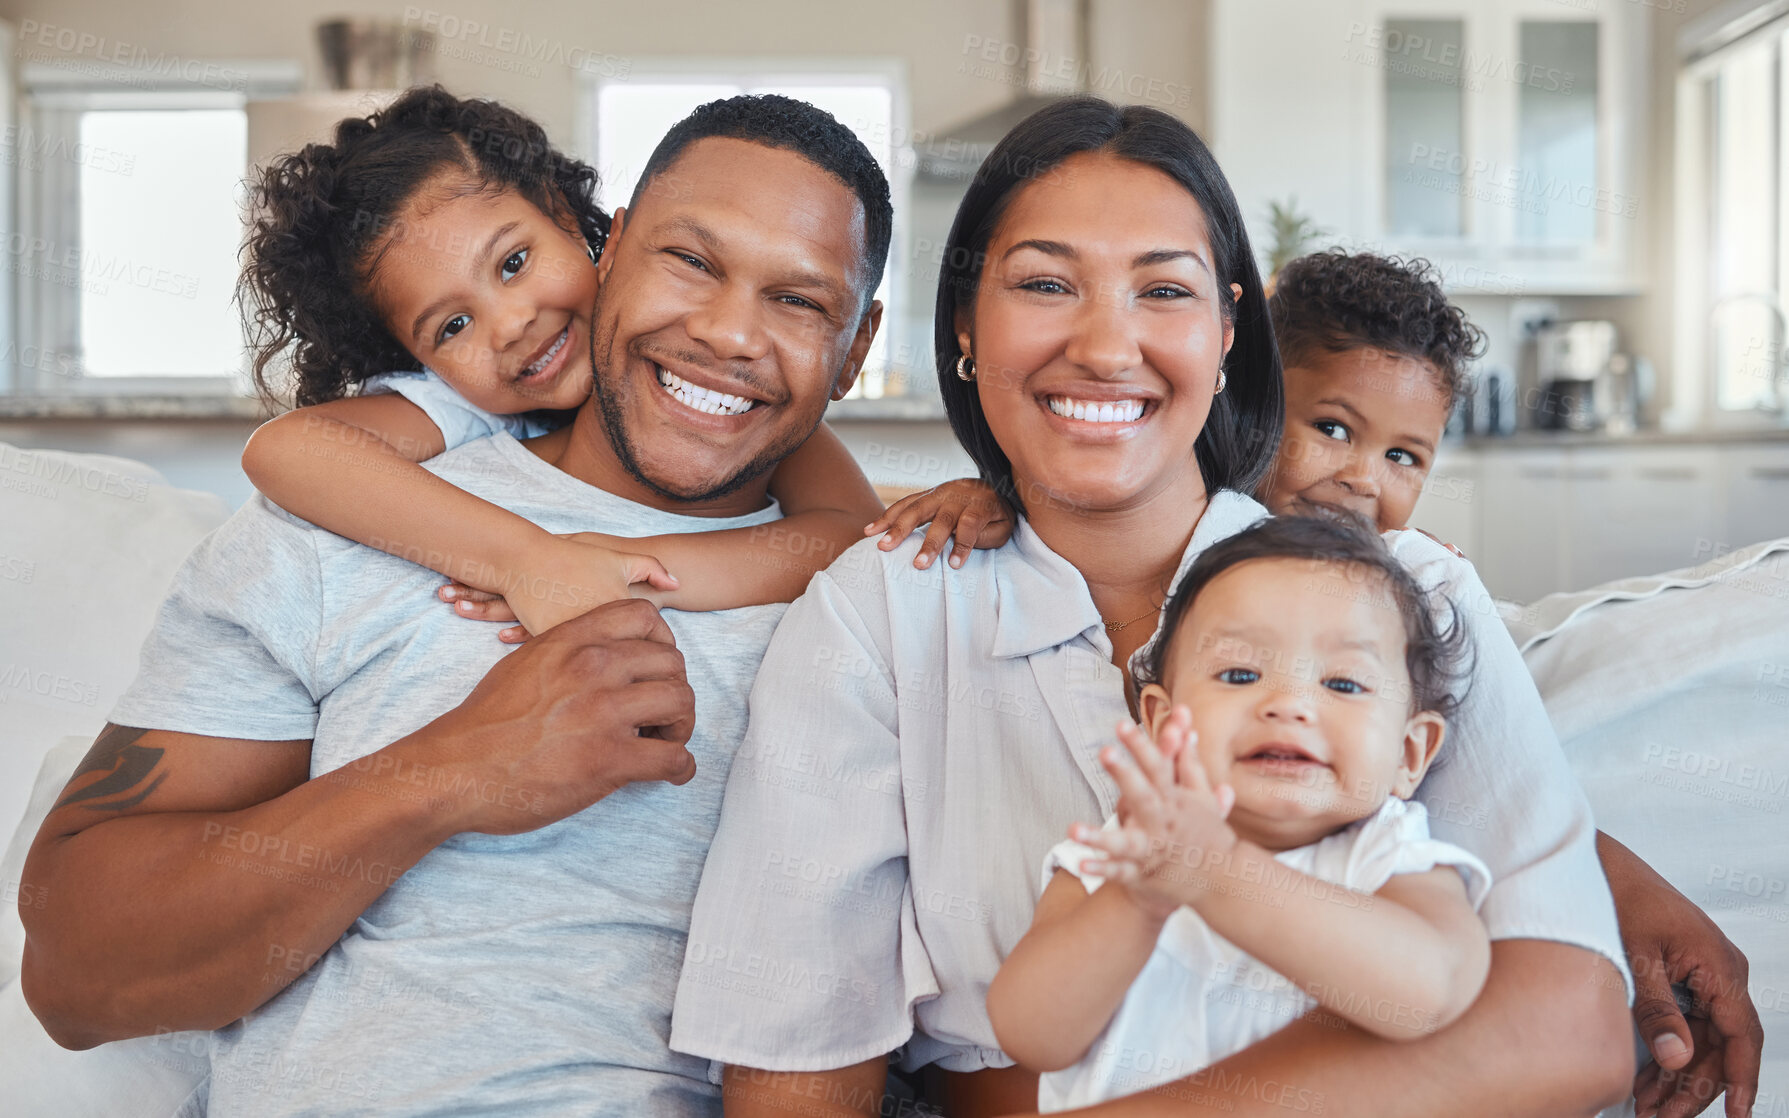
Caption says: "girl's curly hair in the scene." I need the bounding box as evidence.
[1269,249,1486,409]
[239,84,610,409]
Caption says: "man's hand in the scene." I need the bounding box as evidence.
[1074,708,1237,919]
[417,597,698,835]
[1599,833,1763,1118]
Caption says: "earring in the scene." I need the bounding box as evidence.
[1215,366,1228,395]
[586,242,598,264]
[956,354,976,382]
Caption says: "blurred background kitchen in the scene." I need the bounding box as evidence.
[0,0,1783,602]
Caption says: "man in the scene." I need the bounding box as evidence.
[19,94,891,1116]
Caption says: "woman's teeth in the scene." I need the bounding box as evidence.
[657,366,755,417]
[523,328,568,377]
[1046,396,1145,423]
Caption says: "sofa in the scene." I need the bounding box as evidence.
[1,438,1783,1115]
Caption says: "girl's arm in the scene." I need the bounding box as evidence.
[587,421,883,611]
[241,397,673,634]
[455,426,1010,623]
[986,868,1166,1073]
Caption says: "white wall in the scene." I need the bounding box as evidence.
[0,0,1208,164]
[0,0,1209,504]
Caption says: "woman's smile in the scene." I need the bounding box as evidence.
[959,151,1232,513]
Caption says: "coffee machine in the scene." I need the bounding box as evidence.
[1531,320,1636,432]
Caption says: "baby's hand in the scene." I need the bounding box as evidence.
[863,478,1015,570]
[440,536,677,643]
[1074,706,1237,920]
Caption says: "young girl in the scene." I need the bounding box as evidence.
[986,514,1493,1111]
[1258,249,1485,534]
[238,86,1009,632]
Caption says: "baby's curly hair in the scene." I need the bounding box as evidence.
[1269,250,1485,410]
[239,85,609,409]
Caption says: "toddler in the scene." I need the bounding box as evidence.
[1260,250,1485,533]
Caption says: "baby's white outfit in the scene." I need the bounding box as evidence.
[1036,797,1492,1112]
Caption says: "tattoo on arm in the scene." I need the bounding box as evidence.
[56,724,168,812]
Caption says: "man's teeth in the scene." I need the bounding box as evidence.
[1046,396,1145,423]
[656,366,755,417]
[524,328,568,376]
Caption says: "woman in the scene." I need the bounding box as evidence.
[671,98,1755,1117]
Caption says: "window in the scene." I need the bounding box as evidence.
[1678,12,1789,424]
[580,61,910,400]
[12,61,297,396]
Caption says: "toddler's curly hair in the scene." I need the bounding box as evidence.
[239,85,609,409]
[1269,250,1485,409]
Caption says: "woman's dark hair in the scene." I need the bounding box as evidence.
[240,84,610,409]
[1137,513,1472,719]
[1269,249,1486,410]
[934,95,1283,511]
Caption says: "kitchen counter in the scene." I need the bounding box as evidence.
[0,395,273,421]
[1454,427,1789,450]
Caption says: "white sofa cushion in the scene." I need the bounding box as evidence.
[0,441,227,1117]
[0,441,228,910]
[1519,539,1789,1104]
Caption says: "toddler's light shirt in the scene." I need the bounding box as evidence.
[1036,797,1492,1112]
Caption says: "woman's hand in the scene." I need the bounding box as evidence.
[1075,707,1237,920]
[863,478,1015,570]
[439,535,677,643]
[1598,833,1763,1118]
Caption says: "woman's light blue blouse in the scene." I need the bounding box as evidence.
[671,490,1630,1076]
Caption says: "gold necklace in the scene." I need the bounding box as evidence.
[1102,605,1159,633]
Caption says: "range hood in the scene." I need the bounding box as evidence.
[917,0,1090,183]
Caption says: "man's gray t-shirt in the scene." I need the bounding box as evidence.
[110,432,786,1117]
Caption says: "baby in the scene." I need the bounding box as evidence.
[987,514,1493,1110]
[1260,250,1485,533]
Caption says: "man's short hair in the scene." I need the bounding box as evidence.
[632,94,893,312]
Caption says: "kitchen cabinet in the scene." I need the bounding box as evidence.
[1562,448,1722,588]
[1471,448,1570,602]
[1411,440,1789,603]
[1725,446,1789,553]
[1212,0,1650,294]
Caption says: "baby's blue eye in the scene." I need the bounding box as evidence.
[1313,419,1350,442]
[438,314,470,344]
[501,249,528,281]
[1218,667,1260,684]
[1323,677,1365,694]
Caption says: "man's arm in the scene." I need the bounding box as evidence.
[19,723,451,1048]
[1065,940,1634,1118]
[20,598,698,1050]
